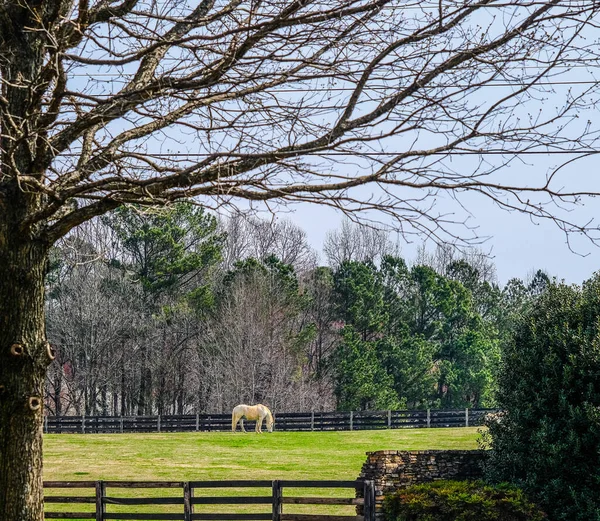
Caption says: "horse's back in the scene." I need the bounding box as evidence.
[233,404,271,417]
[232,404,248,416]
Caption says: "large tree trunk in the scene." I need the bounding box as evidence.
[0,232,50,521]
[0,4,53,513]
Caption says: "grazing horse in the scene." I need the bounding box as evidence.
[231,404,274,433]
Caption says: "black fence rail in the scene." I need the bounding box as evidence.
[43,479,376,521]
[44,408,497,434]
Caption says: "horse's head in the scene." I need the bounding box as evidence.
[266,411,274,432]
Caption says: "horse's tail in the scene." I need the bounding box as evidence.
[232,406,242,432]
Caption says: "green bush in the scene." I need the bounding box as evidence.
[383,480,546,521]
[485,279,600,521]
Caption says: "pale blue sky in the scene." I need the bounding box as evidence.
[65,2,600,286]
[288,162,600,286]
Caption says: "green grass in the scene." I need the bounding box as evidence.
[43,428,483,518]
[45,428,482,481]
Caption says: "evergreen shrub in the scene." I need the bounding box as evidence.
[383,480,546,521]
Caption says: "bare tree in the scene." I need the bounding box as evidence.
[416,243,497,283]
[248,218,318,272]
[46,228,146,416]
[2,1,600,517]
[300,267,340,376]
[198,266,333,413]
[220,214,253,270]
[324,219,400,267]
[221,214,317,272]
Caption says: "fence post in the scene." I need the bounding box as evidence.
[120,415,123,434]
[311,411,314,431]
[387,410,391,429]
[82,414,85,434]
[95,480,105,521]
[157,415,161,433]
[196,413,199,432]
[272,480,282,521]
[370,480,376,521]
[349,411,353,431]
[427,408,431,428]
[44,416,48,434]
[465,408,469,427]
[184,482,193,521]
[362,480,371,521]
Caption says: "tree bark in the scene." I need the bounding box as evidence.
[0,232,49,521]
[1,6,51,514]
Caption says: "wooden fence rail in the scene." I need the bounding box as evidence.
[43,480,376,521]
[43,408,497,434]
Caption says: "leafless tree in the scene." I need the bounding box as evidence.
[2,1,600,517]
[416,243,497,283]
[324,219,400,267]
[300,267,340,377]
[219,214,253,270]
[46,231,146,416]
[47,229,203,417]
[196,266,332,413]
[248,218,318,272]
[221,213,317,271]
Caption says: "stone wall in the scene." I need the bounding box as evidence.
[357,450,487,519]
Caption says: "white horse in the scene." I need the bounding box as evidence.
[231,404,274,433]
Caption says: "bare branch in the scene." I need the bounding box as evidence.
[1,0,600,248]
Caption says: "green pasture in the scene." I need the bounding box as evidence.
[44,428,483,518]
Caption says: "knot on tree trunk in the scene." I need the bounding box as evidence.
[45,342,55,362]
[10,343,24,356]
[28,396,42,411]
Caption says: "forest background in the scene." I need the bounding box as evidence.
[45,202,553,418]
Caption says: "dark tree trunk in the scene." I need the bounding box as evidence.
[0,234,50,521]
[101,385,108,416]
[176,363,185,416]
[53,362,63,417]
[137,349,147,416]
[0,5,52,516]
[121,357,127,416]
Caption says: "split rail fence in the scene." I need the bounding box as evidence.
[44,408,496,434]
[43,479,376,521]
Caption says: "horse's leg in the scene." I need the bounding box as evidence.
[232,414,237,433]
[240,418,246,433]
[257,414,262,433]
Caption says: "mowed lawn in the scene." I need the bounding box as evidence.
[44,428,483,518]
[45,427,482,480]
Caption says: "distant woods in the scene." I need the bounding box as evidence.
[45,203,549,417]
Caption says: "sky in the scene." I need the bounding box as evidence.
[201,4,600,286]
[63,2,600,287]
[287,175,600,287]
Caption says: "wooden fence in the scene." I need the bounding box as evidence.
[43,479,376,521]
[44,408,496,434]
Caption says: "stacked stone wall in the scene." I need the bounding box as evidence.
[357,450,487,519]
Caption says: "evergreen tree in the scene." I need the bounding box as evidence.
[486,279,600,521]
[105,202,224,299]
[331,256,499,410]
[334,328,403,411]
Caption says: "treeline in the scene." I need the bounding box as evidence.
[44,203,549,417]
